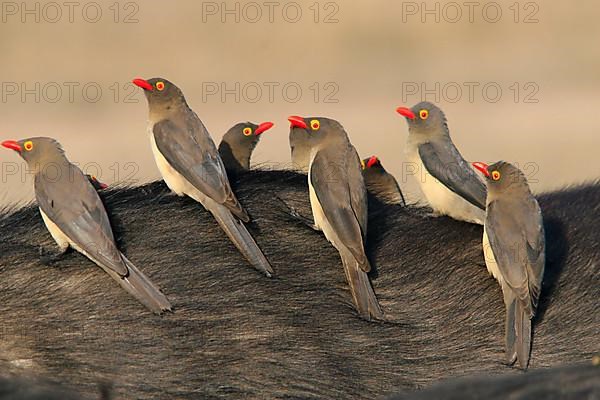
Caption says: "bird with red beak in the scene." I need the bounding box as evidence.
[1,137,172,314]
[361,155,406,206]
[472,160,545,370]
[86,175,108,190]
[396,101,487,224]
[287,115,384,321]
[218,121,274,174]
[288,115,312,172]
[132,77,274,277]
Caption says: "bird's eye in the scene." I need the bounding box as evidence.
[419,109,429,120]
[243,127,253,136]
[360,159,366,170]
[24,141,33,151]
[492,171,501,181]
[310,120,320,130]
[156,81,165,91]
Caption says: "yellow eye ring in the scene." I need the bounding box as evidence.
[419,109,429,120]
[243,127,253,136]
[360,159,366,170]
[491,171,501,181]
[24,141,33,151]
[310,120,320,130]
[156,81,165,91]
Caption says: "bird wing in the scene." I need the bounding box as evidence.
[418,141,487,209]
[346,146,369,239]
[310,147,370,271]
[35,164,127,276]
[486,198,545,316]
[153,118,248,221]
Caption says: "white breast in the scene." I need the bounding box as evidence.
[149,125,210,206]
[39,208,99,263]
[483,227,503,285]
[406,144,485,225]
[40,208,70,251]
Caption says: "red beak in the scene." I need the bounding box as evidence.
[472,162,490,177]
[396,106,416,120]
[2,140,21,152]
[132,78,153,91]
[92,177,109,189]
[288,116,308,129]
[366,156,379,168]
[255,121,274,136]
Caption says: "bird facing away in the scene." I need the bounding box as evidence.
[288,115,384,321]
[86,175,108,190]
[361,156,406,206]
[289,117,313,173]
[1,137,172,314]
[218,121,274,173]
[396,102,486,224]
[133,77,274,277]
[473,161,545,370]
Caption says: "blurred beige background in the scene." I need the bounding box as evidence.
[1,1,599,205]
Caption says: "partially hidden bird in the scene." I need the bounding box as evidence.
[361,156,406,206]
[218,121,274,173]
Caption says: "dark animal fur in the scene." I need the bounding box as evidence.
[0,170,597,399]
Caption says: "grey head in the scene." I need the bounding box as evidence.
[132,77,188,113]
[473,161,532,198]
[219,121,274,171]
[288,116,349,159]
[2,137,67,168]
[288,115,350,171]
[396,101,450,138]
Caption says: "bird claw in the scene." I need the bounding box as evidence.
[38,246,66,266]
[275,196,320,231]
[154,190,177,203]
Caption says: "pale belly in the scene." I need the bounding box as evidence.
[40,208,106,264]
[408,149,485,225]
[149,128,209,205]
[40,208,70,251]
[483,227,503,285]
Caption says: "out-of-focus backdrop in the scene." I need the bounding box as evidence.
[1,1,598,205]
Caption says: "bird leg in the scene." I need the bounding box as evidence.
[275,196,320,231]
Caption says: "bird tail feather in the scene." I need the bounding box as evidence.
[505,297,518,365]
[211,205,274,277]
[515,300,532,370]
[341,250,384,321]
[118,254,172,314]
